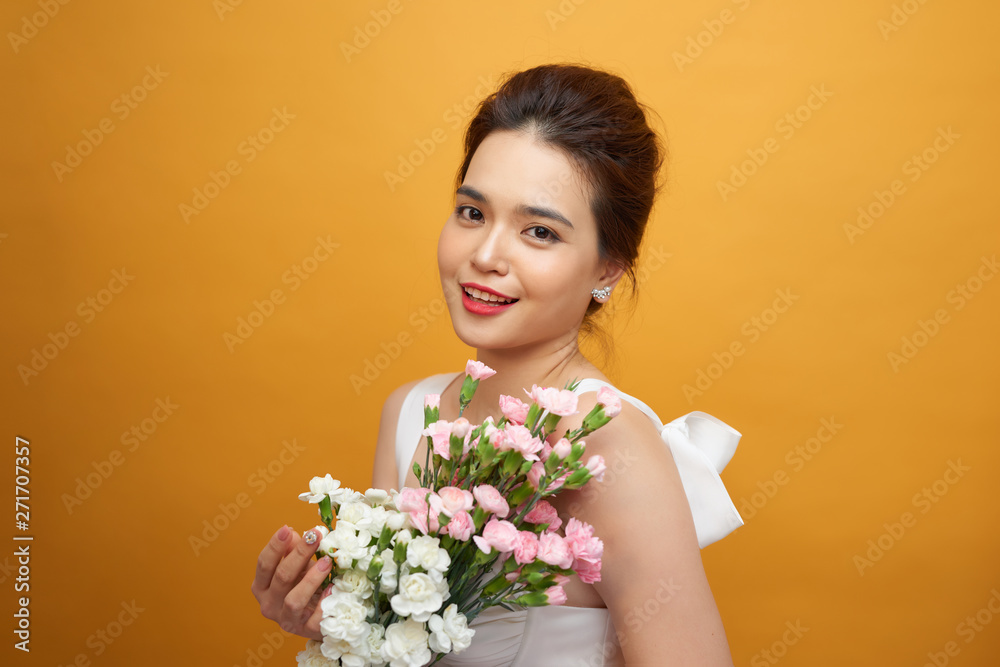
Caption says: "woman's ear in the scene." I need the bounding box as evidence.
[597,259,627,292]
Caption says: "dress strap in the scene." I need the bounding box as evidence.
[572,378,663,429]
[394,373,460,490]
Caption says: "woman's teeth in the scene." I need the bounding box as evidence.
[465,287,515,305]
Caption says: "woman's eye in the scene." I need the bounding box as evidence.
[456,205,484,222]
[526,225,559,242]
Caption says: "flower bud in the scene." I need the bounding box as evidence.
[451,417,471,439]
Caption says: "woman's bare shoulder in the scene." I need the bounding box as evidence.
[372,377,427,490]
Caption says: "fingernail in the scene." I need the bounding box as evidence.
[303,530,318,545]
[317,556,332,572]
[277,525,290,541]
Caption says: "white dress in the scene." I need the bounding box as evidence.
[393,373,744,666]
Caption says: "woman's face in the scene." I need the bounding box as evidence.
[437,130,619,353]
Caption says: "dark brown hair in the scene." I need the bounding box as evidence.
[456,63,666,329]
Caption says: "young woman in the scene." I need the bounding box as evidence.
[252,63,742,665]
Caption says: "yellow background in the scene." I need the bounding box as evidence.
[3,1,998,665]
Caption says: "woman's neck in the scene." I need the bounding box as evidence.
[454,336,603,424]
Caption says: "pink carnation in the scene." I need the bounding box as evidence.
[465,360,496,381]
[472,518,519,554]
[432,486,474,517]
[444,510,474,541]
[473,484,510,518]
[545,585,567,605]
[498,394,530,424]
[480,417,500,448]
[565,518,604,584]
[422,420,454,459]
[536,532,574,569]
[514,530,539,565]
[574,559,602,584]
[552,438,573,459]
[397,487,431,514]
[451,418,471,439]
[499,424,543,460]
[424,394,440,409]
[526,462,545,489]
[596,386,621,418]
[584,455,607,482]
[524,500,562,532]
[540,442,553,460]
[527,463,566,492]
[527,385,579,417]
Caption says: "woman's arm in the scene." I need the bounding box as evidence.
[371,379,421,490]
[557,397,735,666]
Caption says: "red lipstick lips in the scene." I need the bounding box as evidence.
[460,283,518,316]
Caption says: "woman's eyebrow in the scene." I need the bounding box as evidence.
[456,185,575,230]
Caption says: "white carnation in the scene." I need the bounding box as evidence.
[296,639,338,666]
[428,604,475,654]
[379,548,399,593]
[390,572,444,622]
[381,619,431,667]
[337,500,375,532]
[299,475,340,504]
[334,568,374,600]
[405,536,450,576]
[386,511,410,531]
[326,523,374,569]
[364,487,390,506]
[366,625,387,666]
[331,487,363,507]
[319,589,370,646]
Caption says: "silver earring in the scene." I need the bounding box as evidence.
[591,286,612,300]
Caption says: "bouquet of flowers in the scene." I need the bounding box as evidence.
[296,360,621,667]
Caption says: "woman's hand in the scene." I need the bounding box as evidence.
[251,525,333,639]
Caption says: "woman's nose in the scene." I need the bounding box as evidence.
[470,224,510,275]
